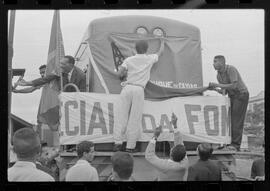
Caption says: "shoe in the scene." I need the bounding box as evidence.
[113,144,123,152]
[125,148,139,153]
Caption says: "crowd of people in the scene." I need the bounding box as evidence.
[9,40,264,181]
[8,112,264,182]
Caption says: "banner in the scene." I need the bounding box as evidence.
[59,93,231,145]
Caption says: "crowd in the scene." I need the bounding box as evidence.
[10,40,264,181]
[8,112,264,181]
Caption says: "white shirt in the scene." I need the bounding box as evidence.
[8,161,55,182]
[68,68,74,82]
[121,54,158,88]
[65,159,99,181]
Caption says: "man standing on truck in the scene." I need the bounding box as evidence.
[114,39,164,153]
[209,55,249,151]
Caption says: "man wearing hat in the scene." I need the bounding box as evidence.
[8,128,54,181]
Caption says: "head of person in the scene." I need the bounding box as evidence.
[12,127,41,162]
[77,141,95,162]
[197,143,213,161]
[60,55,75,73]
[213,55,226,72]
[111,152,134,181]
[135,40,148,54]
[37,142,49,164]
[39,65,46,78]
[169,144,186,163]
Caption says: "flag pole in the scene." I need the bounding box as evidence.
[8,10,16,166]
[56,10,63,92]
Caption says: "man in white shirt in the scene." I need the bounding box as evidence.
[145,113,189,181]
[114,39,164,153]
[65,141,99,181]
[8,128,55,182]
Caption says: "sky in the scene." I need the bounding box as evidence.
[10,10,264,124]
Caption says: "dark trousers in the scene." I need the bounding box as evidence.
[230,92,249,149]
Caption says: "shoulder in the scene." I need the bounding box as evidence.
[148,54,158,60]
[35,168,55,181]
[227,65,238,72]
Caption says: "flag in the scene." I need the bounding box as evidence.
[37,10,65,131]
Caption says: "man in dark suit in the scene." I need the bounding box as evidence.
[187,143,222,181]
[17,55,86,92]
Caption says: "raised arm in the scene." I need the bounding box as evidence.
[156,38,165,57]
[12,86,41,93]
[17,74,59,87]
[171,112,184,145]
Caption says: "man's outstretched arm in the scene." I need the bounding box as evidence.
[13,86,41,93]
[17,74,59,87]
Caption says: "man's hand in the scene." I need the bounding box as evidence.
[16,79,28,86]
[171,112,178,129]
[153,125,162,139]
[214,88,224,95]
[209,82,219,89]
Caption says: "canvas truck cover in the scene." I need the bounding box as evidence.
[76,15,204,99]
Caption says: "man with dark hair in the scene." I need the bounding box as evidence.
[108,151,134,181]
[145,113,189,181]
[187,143,221,181]
[209,55,249,151]
[8,128,54,181]
[13,65,47,93]
[16,55,86,92]
[114,39,164,153]
[65,141,98,181]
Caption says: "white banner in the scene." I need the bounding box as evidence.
[59,93,231,145]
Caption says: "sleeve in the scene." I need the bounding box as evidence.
[78,74,86,92]
[149,54,159,64]
[228,66,238,83]
[32,74,59,87]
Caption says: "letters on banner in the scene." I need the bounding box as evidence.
[59,93,231,145]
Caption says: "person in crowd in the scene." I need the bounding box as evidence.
[251,143,265,181]
[145,113,189,181]
[65,141,98,181]
[16,55,86,92]
[8,128,55,181]
[13,65,46,93]
[209,55,249,151]
[113,39,165,153]
[107,151,134,181]
[36,142,55,180]
[187,143,222,181]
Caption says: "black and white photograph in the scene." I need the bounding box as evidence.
[8,9,264,182]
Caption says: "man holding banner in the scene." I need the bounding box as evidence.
[114,39,164,153]
[209,55,249,151]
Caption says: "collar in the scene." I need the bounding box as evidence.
[218,65,228,74]
[14,161,36,168]
[135,54,146,56]
[68,67,74,76]
[76,159,90,165]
